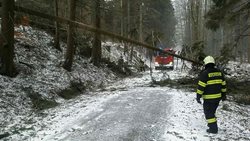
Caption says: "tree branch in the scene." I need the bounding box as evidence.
[239,34,250,37]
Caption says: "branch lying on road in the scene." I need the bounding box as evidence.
[19,61,35,69]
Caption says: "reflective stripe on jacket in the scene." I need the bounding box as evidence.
[196,67,226,101]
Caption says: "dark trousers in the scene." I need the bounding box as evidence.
[203,101,220,132]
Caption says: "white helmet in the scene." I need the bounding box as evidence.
[203,56,215,65]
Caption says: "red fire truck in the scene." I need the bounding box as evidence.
[154,48,175,70]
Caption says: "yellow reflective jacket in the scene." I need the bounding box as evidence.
[196,67,226,102]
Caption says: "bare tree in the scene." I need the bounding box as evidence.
[139,1,143,42]
[54,0,61,51]
[190,0,202,44]
[0,0,17,77]
[91,0,102,66]
[248,13,250,63]
[120,0,124,37]
[63,0,76,71]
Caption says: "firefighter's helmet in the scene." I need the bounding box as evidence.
[203,56,215,65]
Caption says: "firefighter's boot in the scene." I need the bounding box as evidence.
[207,123,218,134]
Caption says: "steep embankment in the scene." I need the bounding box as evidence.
[0,26,120,138]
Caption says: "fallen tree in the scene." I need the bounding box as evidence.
[11,5,202,66]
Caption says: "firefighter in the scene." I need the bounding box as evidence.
[196,56,227,134]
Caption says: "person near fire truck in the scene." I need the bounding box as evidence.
[196,56,227,134]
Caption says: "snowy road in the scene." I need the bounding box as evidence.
[52,87,172,141]
[26,71,250,141]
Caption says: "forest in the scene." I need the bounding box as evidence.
[0,0,176,77]
[0,0,250,140]
[0,0,249,76]
[175,0,250,65]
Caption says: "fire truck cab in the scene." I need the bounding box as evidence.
[154,48,175,70]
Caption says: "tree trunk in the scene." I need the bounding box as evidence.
[248,28,250,63]
[197,0,202,41]
[124,0,130,56]
[138,2,143,54]
[91,0,102,66]
[130,46,134,62]
[54,0,61,51]
[120,0,124,37]
[127,0,130,39]
[185,0,192,46]
[191,0,199,44]
[0,0,17,77]
[63,0,76,71]
[128,0,134,62]
[139,2,143,42]
[203,0,208,43]
[247,22,250,63]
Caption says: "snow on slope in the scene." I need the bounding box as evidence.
[0,26,118,138]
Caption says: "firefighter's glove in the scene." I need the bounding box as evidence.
[196,98,202,104]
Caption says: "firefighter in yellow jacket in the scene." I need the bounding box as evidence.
[196,56,227,134]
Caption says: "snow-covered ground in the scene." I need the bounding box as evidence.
[0,25,150,140]
[226,61,250,81]
[2,69,249,141]
[163,87,250,141]
[1,26,250,141]
[4,70,248,141]
[0,26,119,139]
